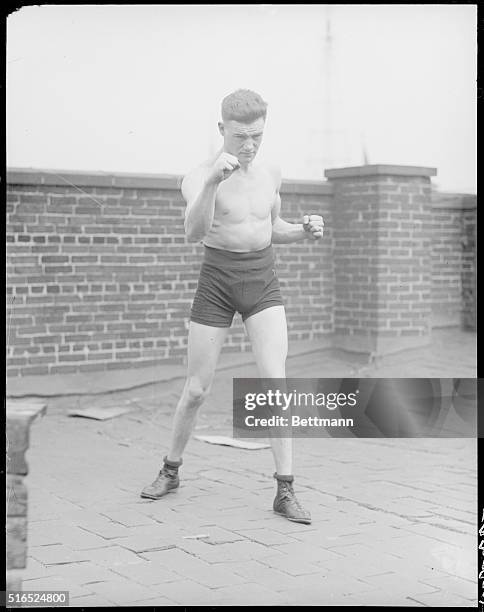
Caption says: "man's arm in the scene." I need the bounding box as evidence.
[270,167,324,243]
[182,169,219,242]
[182,151,240,242]
[271,194,307,244]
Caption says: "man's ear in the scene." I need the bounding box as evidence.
[218,121,224,136]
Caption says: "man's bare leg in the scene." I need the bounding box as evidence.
[167,322,229,461]
[141,321,229,498]
[244,306,310,523]
[244,305,291,474]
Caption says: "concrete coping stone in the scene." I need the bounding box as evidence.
[325,164,437,179]
[7,167,183,190]
[431,192,476,210]
[7,167,333,195]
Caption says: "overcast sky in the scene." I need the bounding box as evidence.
[7,4,476,192]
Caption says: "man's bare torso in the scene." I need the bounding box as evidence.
[201,159,278,253]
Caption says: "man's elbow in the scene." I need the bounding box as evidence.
[186,231,202,243]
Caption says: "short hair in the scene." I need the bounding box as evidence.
[221,89,268,123]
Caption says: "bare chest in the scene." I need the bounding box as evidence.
[215,170,275,223]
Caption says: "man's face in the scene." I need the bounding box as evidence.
[219,117,265,163]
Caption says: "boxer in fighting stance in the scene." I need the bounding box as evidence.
[141,89,324,523]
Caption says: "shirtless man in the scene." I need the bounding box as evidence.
[141,89,324,524]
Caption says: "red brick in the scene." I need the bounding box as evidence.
[33,335,62,344]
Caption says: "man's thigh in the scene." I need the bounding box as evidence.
[187,321,230,382]
[244,305,288,377]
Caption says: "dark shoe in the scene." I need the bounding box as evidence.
[140,456,181,499]
[273,473,311,524]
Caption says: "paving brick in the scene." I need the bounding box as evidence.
[193,525,245,544]
[29,544,90,566]
[87,579,161,605]
[189,539,282,564]
[357,524,407,543]
[115,534,176,554]
[30,523,108,550]
[99,509,158,527]
[140,548,246,588]
[419,574,477,600]
[22,557,59,580]
[188,563,249,588]
[174,536,219,557]
[258,553,321,576]
[22,574,95,598]
[140,547,212,572]
[68,593,116,607]
[363,571,444,597]
[148,579,221,605]
[83,545,145,567]
[227,560,301,591]
[46,561,119,585]
[123,595,178,606]
[272,541,344,566]
[141,504,206,525]
[234,527,299,546]
[289,528,363,548]
[77,518,132,540]
[320,551,423,580]
[110,561,180,586]
[28,528,62,547]
[408,589,477,606]
[280,571,375,598]
[403,522,476,550]
[341,589,427,606]
[215,515,291,531]
[208,582,289,606]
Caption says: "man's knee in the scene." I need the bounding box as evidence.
[186,377,211,406]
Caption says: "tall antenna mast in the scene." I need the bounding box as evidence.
[321,6,333,171]
[305,6,340,177]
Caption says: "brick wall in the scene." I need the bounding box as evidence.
[273,182,334,344]
[326,166,435,355]
[6,167,474,378]
[430,193,477,329]
[6,401,47,590]
[6,170,333,377]
[461,206,477,330]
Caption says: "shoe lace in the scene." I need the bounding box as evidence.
[158,466,177,480]
[280,482,305,512]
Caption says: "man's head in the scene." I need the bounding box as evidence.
[219,89,268,163]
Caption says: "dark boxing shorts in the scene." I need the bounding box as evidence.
[190,244,284,328]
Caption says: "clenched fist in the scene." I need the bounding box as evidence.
[206,152,240,185]
[303,214,324,240]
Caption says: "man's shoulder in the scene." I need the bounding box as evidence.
[182,161,209,186]
[259,161,282,187]
[183,150,220,182]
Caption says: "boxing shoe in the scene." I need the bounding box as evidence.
[273,473,311,524]
[140,456,182,499]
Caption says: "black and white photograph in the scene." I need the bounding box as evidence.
[6,4,477,607]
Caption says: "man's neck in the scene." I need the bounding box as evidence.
[238,161,252,175]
